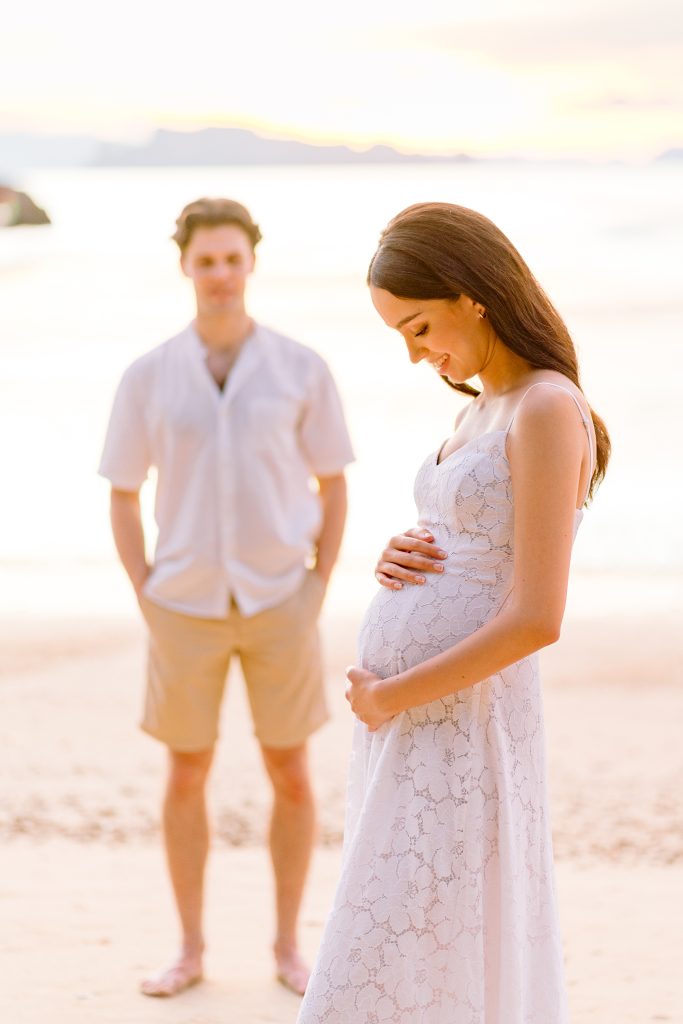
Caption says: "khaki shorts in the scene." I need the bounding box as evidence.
[139,570,328,752]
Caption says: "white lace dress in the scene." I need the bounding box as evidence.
[299,393,590,1024]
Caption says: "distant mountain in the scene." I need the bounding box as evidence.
[0,127,473,171]
[4,127,678,171]
[91,127,472,166]
[655,147,683,162]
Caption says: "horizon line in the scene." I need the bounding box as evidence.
[0,123,681,167]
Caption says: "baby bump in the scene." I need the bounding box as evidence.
[358,581,461,677]
[357,575,505,678]
[357,587,404,677]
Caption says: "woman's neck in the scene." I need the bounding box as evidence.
[476,342,533,401]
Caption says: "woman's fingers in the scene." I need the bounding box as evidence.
[376,565,423,586]
[378,560,425,584]
[375,552,445,587]
[385,546,445,570]
[375,560,436,587]
[404,527,433,541]
[375,530,448,587]
[375,569,406,589]
[386,533,447,560]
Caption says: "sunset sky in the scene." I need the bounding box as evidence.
[3,0,681,159]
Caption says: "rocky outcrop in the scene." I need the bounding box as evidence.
[0,186,50,226]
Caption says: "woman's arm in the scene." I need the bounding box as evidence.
[347,388,587,728]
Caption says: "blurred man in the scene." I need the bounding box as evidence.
[99,198,354,997]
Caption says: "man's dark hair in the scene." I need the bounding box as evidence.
[172,197,262,251]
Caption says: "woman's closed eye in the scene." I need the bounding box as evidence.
[414,325,429,338]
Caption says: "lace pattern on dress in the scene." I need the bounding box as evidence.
[298,434,571,1024]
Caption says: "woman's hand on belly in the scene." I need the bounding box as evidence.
[375,527,447,589]
[345,666,395,731]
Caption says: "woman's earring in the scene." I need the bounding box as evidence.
[479,310,487,320]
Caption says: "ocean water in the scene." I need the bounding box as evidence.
[1,162,681,617]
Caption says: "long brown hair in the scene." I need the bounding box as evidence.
[367,202,610,499]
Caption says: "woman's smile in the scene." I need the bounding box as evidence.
[429,353,450,373]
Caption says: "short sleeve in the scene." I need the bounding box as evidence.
[98,362,152,490]
[299,356,355,476]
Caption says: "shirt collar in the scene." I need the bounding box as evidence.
[184,320,264,405]
[185,319,260,362]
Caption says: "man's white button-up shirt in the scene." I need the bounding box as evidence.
[98,322,355,618]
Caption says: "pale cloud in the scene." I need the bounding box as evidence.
[1,0,681,158]
[569,95,683,113]
[385,0,683,62]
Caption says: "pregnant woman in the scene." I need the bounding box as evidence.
[297,203,610,1024]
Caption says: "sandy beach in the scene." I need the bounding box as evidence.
[2,592,683,1023]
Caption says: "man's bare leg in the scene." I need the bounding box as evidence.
[261,742,316,996]
[141,747,214,997]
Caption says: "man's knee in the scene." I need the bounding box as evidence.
[166,747,213,799]
[261,745,312,805]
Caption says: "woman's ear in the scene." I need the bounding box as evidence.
[466,297,487,320]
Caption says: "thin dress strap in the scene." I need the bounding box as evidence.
[505,382,595,505]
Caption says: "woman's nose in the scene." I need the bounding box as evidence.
[406,340,425,364]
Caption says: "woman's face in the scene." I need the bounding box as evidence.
[370,286,490,385]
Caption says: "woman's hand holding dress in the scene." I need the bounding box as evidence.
[344,666,394,731]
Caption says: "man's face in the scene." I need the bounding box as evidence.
[180,224,256,314]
